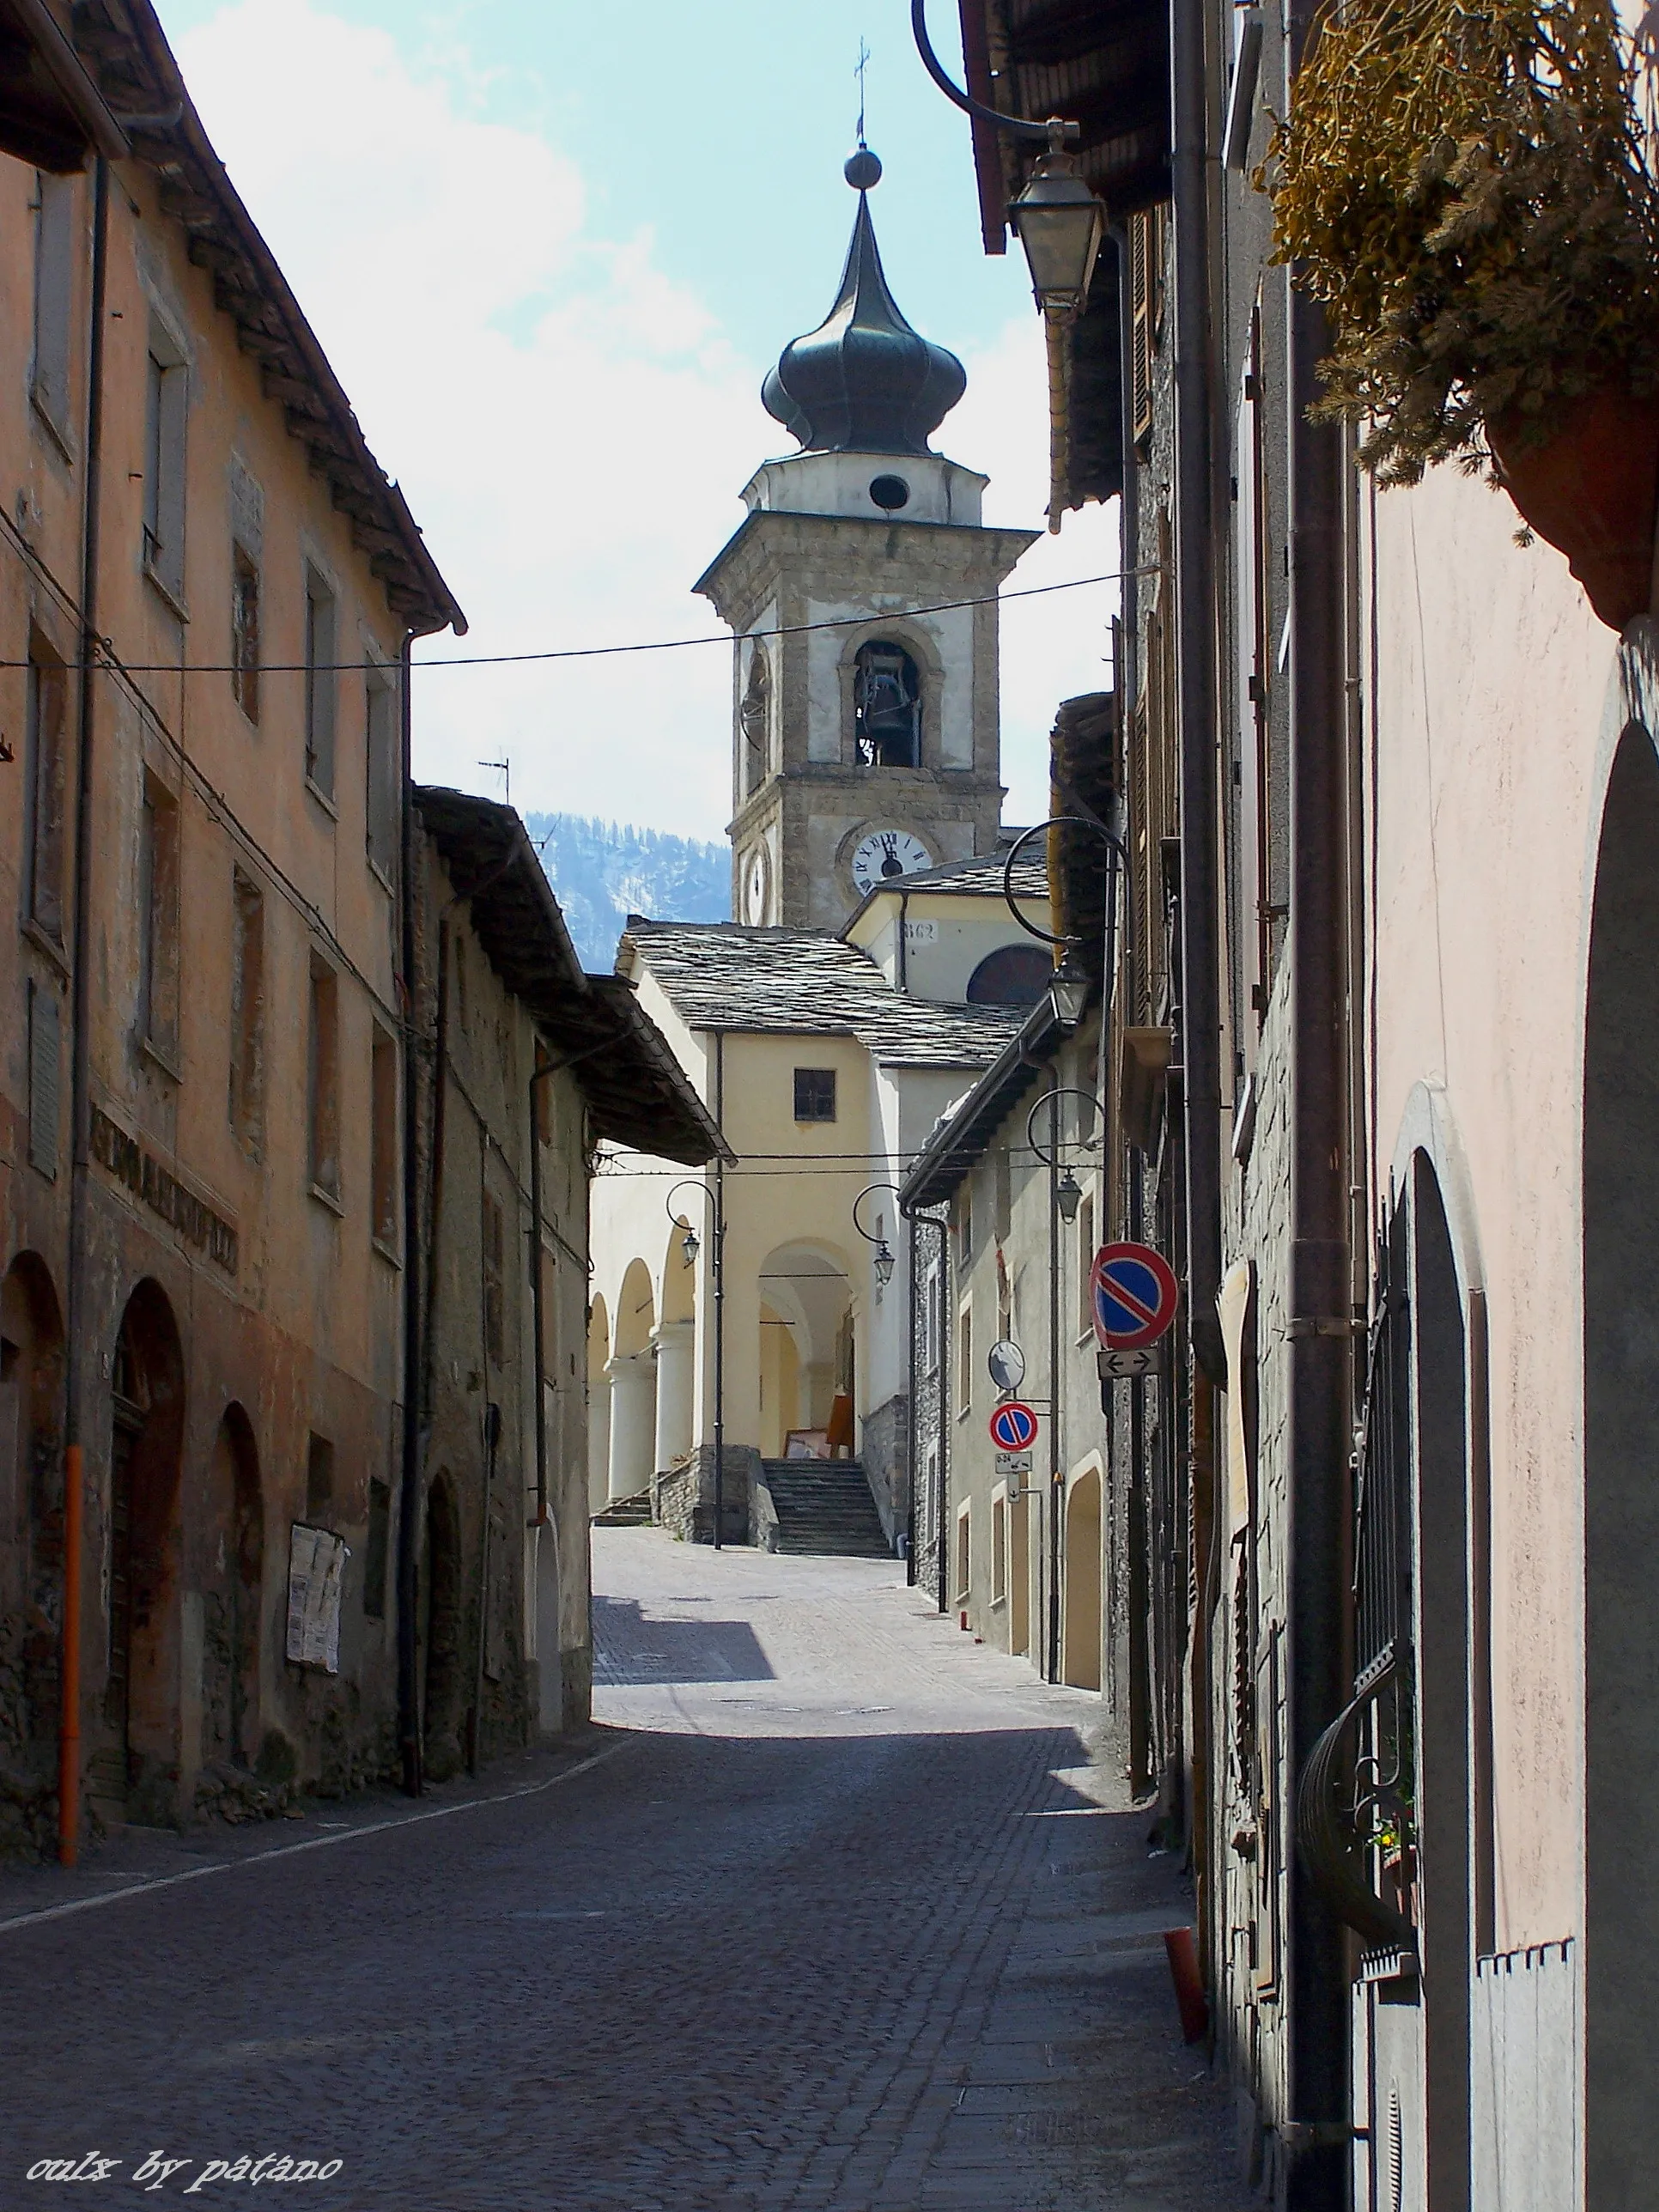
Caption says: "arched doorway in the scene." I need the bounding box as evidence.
[757,1243,852,1458]
[106,1279,185,1821]
[202,1406,263,1772]
[1407,1154,1471,2212]
[0,1254,65,1756]
[1583,721,1659,2198]
[422,1471,465,1781]
[1062,1467,1103,1691]
[654,1221,697,1470]
[586,1295,611,1517]
[607,1258,657,1503]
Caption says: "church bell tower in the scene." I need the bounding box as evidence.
[695,146,1038,933]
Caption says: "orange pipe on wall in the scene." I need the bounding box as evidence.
[58,1443,82,1867]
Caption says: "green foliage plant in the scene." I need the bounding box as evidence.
[1262,0,1659,484]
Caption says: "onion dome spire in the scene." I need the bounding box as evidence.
[762,147,967,459]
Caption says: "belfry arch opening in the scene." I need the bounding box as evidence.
[853,640,921,768]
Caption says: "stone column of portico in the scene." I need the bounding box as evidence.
[653,1321,696,1470]
[606,1352,658,1502]
[588,1368,612,1516]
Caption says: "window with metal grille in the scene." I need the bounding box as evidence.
[24,635,66,945]
[229,867,264,1156]
[365,665,397,881]
[304,568,337,799]
[142,325,187,602]
[31,171,74,447]
[793,1066,836,1122]
[230,545,259,723]
[27,977,59,1179]
[483,1190,506,1367]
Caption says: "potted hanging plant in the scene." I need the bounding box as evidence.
[1264,0,1659,629]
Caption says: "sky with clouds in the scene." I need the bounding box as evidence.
[153,0,1120,842]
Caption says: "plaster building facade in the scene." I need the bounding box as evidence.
[934,1,1659,2206]
[0,1,720,1859]
[0,0,464,1849]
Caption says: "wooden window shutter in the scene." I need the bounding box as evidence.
[1130,211,1154,451]
[27,978,59,1178]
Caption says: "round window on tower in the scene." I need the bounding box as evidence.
[868,474,910,512]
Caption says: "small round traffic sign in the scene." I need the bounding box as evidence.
[988,1401,1039,1452]
[1091,1241,1179,1351]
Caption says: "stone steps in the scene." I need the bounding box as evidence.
[761,1459,890,1558]
[592,1489,653,1528]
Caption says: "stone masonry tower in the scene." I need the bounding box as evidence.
[695,148,1038,933]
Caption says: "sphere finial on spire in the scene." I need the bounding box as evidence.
[844,143,883,191]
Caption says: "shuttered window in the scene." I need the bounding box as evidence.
[27,978,60,1179]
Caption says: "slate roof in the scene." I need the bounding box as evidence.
[621,921,1028,1069]
[416,791,727,1165]
[841,848,1050,935]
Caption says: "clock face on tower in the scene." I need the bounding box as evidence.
[850,827,934,898]
[742,843,771,924]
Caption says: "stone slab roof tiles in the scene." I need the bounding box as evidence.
[622,921,1028,1069]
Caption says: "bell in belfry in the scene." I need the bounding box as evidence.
[854,641,921,766]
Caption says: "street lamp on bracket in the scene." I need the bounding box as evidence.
[853,1182,902,1292]
[1000,815,1127,1036]
[910,0,1107,320]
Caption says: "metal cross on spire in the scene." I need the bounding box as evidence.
[854,37,871,146]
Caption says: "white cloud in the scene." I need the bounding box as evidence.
[175,0,1118,840]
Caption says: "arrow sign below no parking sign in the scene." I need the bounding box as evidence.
[1091,1242,1180,1351]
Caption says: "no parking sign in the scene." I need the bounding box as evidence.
[988,1401,1039,1452]
[1091,1242,1180,1351]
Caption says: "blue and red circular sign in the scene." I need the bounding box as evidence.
[988,1400,1039,1451]
[1091,1242,1180,1351]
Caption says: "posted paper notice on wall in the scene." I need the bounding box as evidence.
[286,1522,349,1674]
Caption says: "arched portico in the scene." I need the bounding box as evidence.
[607,1258,657,1503]
[653,1222,697,1471]
[201,1405,263,1778]
[1062,1464,1103,1692]
[586,1296,611,1516]
[1583,719,1659,2201]
[106,1279,185,1823]
[0,1254,64,1759]
[756,1241,853,1457]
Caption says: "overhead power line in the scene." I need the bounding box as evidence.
[0,568,1137,678]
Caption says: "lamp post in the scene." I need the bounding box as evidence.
[666,1178,725,1551]
[910,0,1105,319]
[852,1181,902,1293]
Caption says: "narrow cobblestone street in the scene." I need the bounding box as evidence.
[3,1531,1249,2211]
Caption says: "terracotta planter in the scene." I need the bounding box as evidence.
[1489,387,1659,631]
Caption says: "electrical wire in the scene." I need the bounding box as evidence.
[0,567,1141,678]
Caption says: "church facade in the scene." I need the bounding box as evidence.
[588,149,1051,1548]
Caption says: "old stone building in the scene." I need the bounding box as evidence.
[409,791,720,1778]
[0,1,720,1859]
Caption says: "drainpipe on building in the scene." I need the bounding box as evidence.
[1171,0,1225,1389]
[712,1033,726,1552]
[1048,1144,1063,1682]
[1283,94,1358,2210]
[397,635,428,1796]
[58,153,110,1867]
